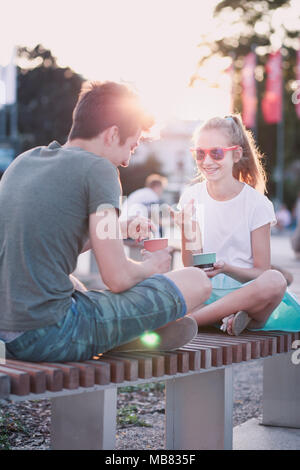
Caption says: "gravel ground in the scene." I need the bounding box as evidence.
[0,360,263,450]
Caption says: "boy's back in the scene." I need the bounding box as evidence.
[0,141,121,331]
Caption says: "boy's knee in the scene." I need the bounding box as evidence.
[189,267,212,299]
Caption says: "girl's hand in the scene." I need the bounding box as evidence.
[205,260,226,278]
[168,199,195,228]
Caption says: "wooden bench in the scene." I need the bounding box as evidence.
[1,328,299,450]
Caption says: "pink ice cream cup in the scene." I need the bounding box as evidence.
[143,238,168,252]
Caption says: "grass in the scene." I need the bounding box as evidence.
[0,410,30,450]
[117,404,152,428]
[118,382,165,394]
[117,382,165,428]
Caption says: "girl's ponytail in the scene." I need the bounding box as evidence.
[229,114,266,194]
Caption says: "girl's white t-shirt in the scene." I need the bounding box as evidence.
[178,181,276,269]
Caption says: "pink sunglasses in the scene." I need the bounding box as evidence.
[190,145,239,161]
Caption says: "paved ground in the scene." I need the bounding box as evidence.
[270,230,300,298]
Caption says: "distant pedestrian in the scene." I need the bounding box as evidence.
[275,203,292,231]
[120,174,168,237]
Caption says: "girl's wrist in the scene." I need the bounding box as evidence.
[222,262,232,275]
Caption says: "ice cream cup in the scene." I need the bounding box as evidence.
[143,238,168,252]
[192,252,216,270]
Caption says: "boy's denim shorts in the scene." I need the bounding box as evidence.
[5,274,187,362]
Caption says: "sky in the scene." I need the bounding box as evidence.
[1,0,232,122]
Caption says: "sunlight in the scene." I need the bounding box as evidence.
[0,0,224,124]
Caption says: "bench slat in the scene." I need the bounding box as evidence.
[192,338,233,365]
[6,360,63,392]
[172,350,190,372]
[238,334,272,357]
[180,344,203,370]
[253,332,285,353]
[107,352,152,379]
[0,365,30,396]
[5,363,46,394]
[84,360,111,385]
[149,351,178,375]
[65,362,95,388]
[255,331,294,352]
[188,340,223,367]
[40,363,80,389]
[240,333,277,356]
[0,372,10,398]
[96,357,125,383]
[197,332,249,362]
[101,354,139,381]
[123,352,165,378]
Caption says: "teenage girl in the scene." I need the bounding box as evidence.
[172,114,300,335]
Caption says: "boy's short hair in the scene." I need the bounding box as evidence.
[68,81,154,144]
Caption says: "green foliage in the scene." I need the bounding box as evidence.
[118,381,165,393]
[17,44,84,152]
[117,404,152,428]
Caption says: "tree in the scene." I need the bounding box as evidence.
[17,44,84,152]
[191,0,300,206]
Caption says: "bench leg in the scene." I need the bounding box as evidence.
[262,352,300,428]
[51,389,117,449]
[165,368,233,450]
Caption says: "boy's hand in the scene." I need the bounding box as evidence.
[141,247,173,274]
[121,215,157,241]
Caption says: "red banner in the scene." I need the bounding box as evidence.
[295,50,300,119]
[242,52,257,128]
[262,50,282,124]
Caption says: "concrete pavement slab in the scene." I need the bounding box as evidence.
[233,417,300,450]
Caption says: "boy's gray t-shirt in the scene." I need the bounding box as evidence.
[0,141,121,331]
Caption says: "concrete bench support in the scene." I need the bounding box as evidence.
[262,351,300,429]
[165,367,233,450]
[51,388,117,450]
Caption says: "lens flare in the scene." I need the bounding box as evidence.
[140,331,160,348]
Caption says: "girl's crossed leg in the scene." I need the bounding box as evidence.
[189,269,287,332]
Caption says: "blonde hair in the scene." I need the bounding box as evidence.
[192,114,267,194]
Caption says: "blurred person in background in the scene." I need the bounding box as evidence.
[275,203,292,232]
[120,174,168,238]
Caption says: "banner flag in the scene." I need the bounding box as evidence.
[261,50,282,124]
[242,52,257,128]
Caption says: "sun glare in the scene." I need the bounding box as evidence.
[0,0,230,123]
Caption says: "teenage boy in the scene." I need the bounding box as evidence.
[0,81,211,361]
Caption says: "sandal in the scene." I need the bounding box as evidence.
[220,311,251,336]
